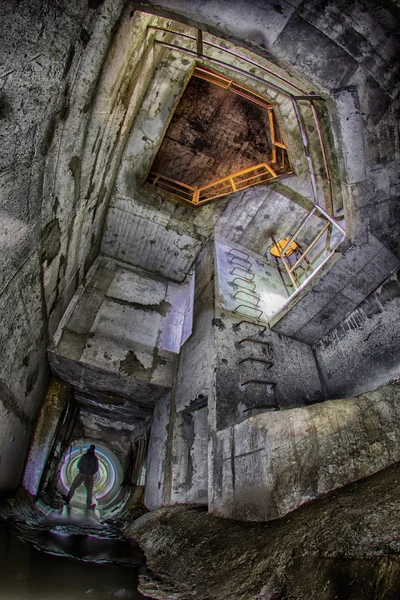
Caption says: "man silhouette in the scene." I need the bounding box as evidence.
[65,444,99,509]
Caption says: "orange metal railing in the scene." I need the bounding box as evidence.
[148,161,291,205]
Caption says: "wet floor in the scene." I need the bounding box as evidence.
[0,521,152,600]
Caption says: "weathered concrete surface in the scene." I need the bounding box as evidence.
[215,238,288,320]
[213,311,324,431]
[23,379,70,496]
[145,393,171,511]
[0,253,48,494]
[271,235,399,344]
[48,256,192,405]
[42,7,170,333]
[174,244,216,414]
[210,382,400,522]
[127,461,400,600]
[170,406,208,505]
[315,268,400,399]
[164,245,215,506]
[101,46,205,282]
[133,0,400,339]
[2,0,400,509]
[0,0,126,495]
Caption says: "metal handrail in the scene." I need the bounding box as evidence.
[228,248,249,260]
[151,35,323,100]
[229,267,255,280]
[233,290,261,306]
[240,380,276,387]
[243,402,280,412]
[231,277,257,291]
[288,223,330,273]
[229,256,252,269]
[148,161,285,205]
[232,320,266,335]
[234,305,263,320]
[236,338,272,350]
[147,26,309,95]
[238,357,273,368]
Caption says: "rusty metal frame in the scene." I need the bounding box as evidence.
[240,380,276,388]
[236,338,272,351]
[193,66,274,111]
[228,248,249,261]
[229,255,252,269]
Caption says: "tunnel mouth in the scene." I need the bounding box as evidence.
[58,440,123,508]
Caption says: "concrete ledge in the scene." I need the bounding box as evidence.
[210,382,400,521]
[270,236,399,343]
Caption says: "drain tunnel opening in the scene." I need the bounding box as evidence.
[58,440,123,508]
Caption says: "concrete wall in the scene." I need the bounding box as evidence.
[213,311,324,431]
[315,268,400,399]
[145,393,171,510]
[174,244,216,413]
[170,406,208,505]
[2,0,400,504]
[210,382,400,521]
[42,8,175,334]
[0,0,106,493]
[161,244,216,505]
[0,2,164,494]
[23,379,69,496]
[137,0,400,342]
[101,47,204,282]
[215,238,288,320]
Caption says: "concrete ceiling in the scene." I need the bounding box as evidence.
[150,75,280,187]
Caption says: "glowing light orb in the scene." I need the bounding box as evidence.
[58,440,123,505]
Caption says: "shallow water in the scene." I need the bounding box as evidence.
[0,522,150,600]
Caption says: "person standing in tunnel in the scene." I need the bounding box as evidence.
[65,444,99,509]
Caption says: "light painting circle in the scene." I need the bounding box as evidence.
[59,440,123,503]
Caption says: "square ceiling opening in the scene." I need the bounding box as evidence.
[146,66,292,205]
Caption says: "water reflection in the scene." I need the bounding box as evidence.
[0,522,151,600]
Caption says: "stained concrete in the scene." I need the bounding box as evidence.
[145,393,170,510]
[49,256,193,414]
[213,311,324,431]
[23,379,70,496]
[170,406,208,505]
[315,268,400,399]
[211,382,400,522]
[174,244,216,414]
